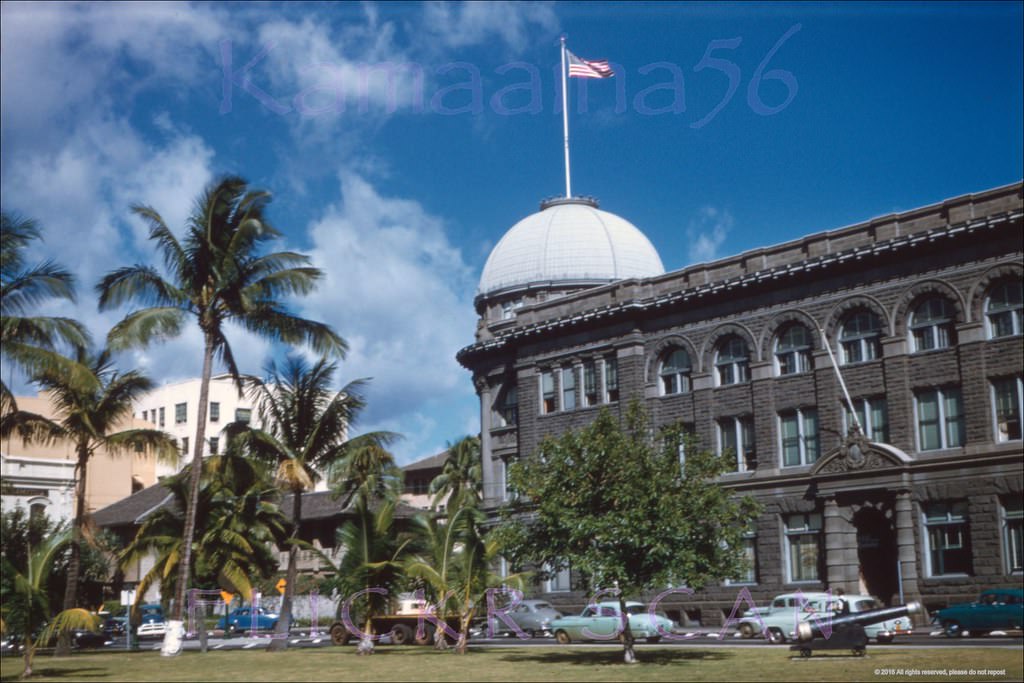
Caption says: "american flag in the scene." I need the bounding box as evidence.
[567,50,614,79]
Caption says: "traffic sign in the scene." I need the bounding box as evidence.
[276,578,287,595]
[220,591,233,605]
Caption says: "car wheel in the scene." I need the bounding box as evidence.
[646,636,662,644]
[876,634,894,644]
[226,623,240,637]
[390,624,414,646]
[330,624,351,646]
[943,621,963,638]
[526,629,537,639]
[738,622,756,639]
[766,627,786,644]
[414,625,433,646]
[555,630,571,645]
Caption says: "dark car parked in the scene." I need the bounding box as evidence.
[933,588,1024,637]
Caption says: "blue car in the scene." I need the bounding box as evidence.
[933,589,1024,637]
[216,607,285,634]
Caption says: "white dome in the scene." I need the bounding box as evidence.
[478,198,664,296]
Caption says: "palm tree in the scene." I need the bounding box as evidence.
[225,355,398,651]
[404,505,520,654]
[120,452,288,613]
[0,347,178,654]
[429,435,482,512]
[324,496,414,654]
[0,529,99,678]
[0,212,89,415]
[96,176,345,654]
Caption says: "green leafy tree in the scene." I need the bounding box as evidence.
[224,355,398,651]
[428,435,482,512]
[496,402,759,663]
[0,347,178,654]
[96,176,345,652]
[119,453,288,610]
[0,212,89,415]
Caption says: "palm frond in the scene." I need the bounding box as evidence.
[105,307,187,350]
[239,304,347,358]
[95,264,185,311]
[36,609,100,647]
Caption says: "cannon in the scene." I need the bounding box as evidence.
[791,601,921,658]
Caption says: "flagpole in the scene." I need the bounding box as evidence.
[560,35,571,198]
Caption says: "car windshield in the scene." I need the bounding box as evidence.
[853,599,879,611]
[624,605,648,615]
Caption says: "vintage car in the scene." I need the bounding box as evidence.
[492,599,563,637]
[216,606,285,634]
[550,601,676,644]
[933,588,1024,637]
[738,592,908,643]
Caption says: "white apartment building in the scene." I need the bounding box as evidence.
[135,374,330,490]
[133,374,256,478]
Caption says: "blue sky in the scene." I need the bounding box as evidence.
[2,1,1021,465]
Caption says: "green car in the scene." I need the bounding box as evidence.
[933,588,1024,637]
[550,601,677,644]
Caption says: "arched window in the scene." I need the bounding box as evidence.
[659,348,692,395]
[910,297,956,352]
[715,336,750,386]
[986,280,1023,339]
[839,310,882,364]
[775,324,813,376]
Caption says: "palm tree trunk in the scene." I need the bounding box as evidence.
[268,489,301,652]
[163,335,214,656]
[20,640,35,679]
[55,447,89,656]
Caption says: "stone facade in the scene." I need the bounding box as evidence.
[458,183,1024,627]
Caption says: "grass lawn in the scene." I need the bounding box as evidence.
[2,645,1022,682]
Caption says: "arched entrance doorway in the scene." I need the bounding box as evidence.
[853,506,899,605]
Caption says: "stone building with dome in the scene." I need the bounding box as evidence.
[458,183,1023,627]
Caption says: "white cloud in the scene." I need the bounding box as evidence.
[1,1,495,463]
[420,2,559,52]
[302,172,480,463]
[686,206,735,264]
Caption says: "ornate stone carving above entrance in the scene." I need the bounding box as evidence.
[811,429,911,476]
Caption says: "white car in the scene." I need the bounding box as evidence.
[136,621,167,640]
[738,592,908,643]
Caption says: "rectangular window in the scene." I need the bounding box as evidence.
[1003,497,1023,574]
[159,407,165,427]
[209,437,219,455]
[924,501,971,576]
[844,398,890,442]
[916,388,964,451]
[604,356,619,403]
[540,370,556,414]
[718,417,755,472]
[992,376,1023,442]
[209,402,220,423]
[583,361,599,407]
[780,409,820,467]
[785,513,822,582]
[181,436,189,455]
[561,367,576,411]
[235,408,252,424]
[727,533,757,585]
[175,402,187,424]
[142,410,148,422]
